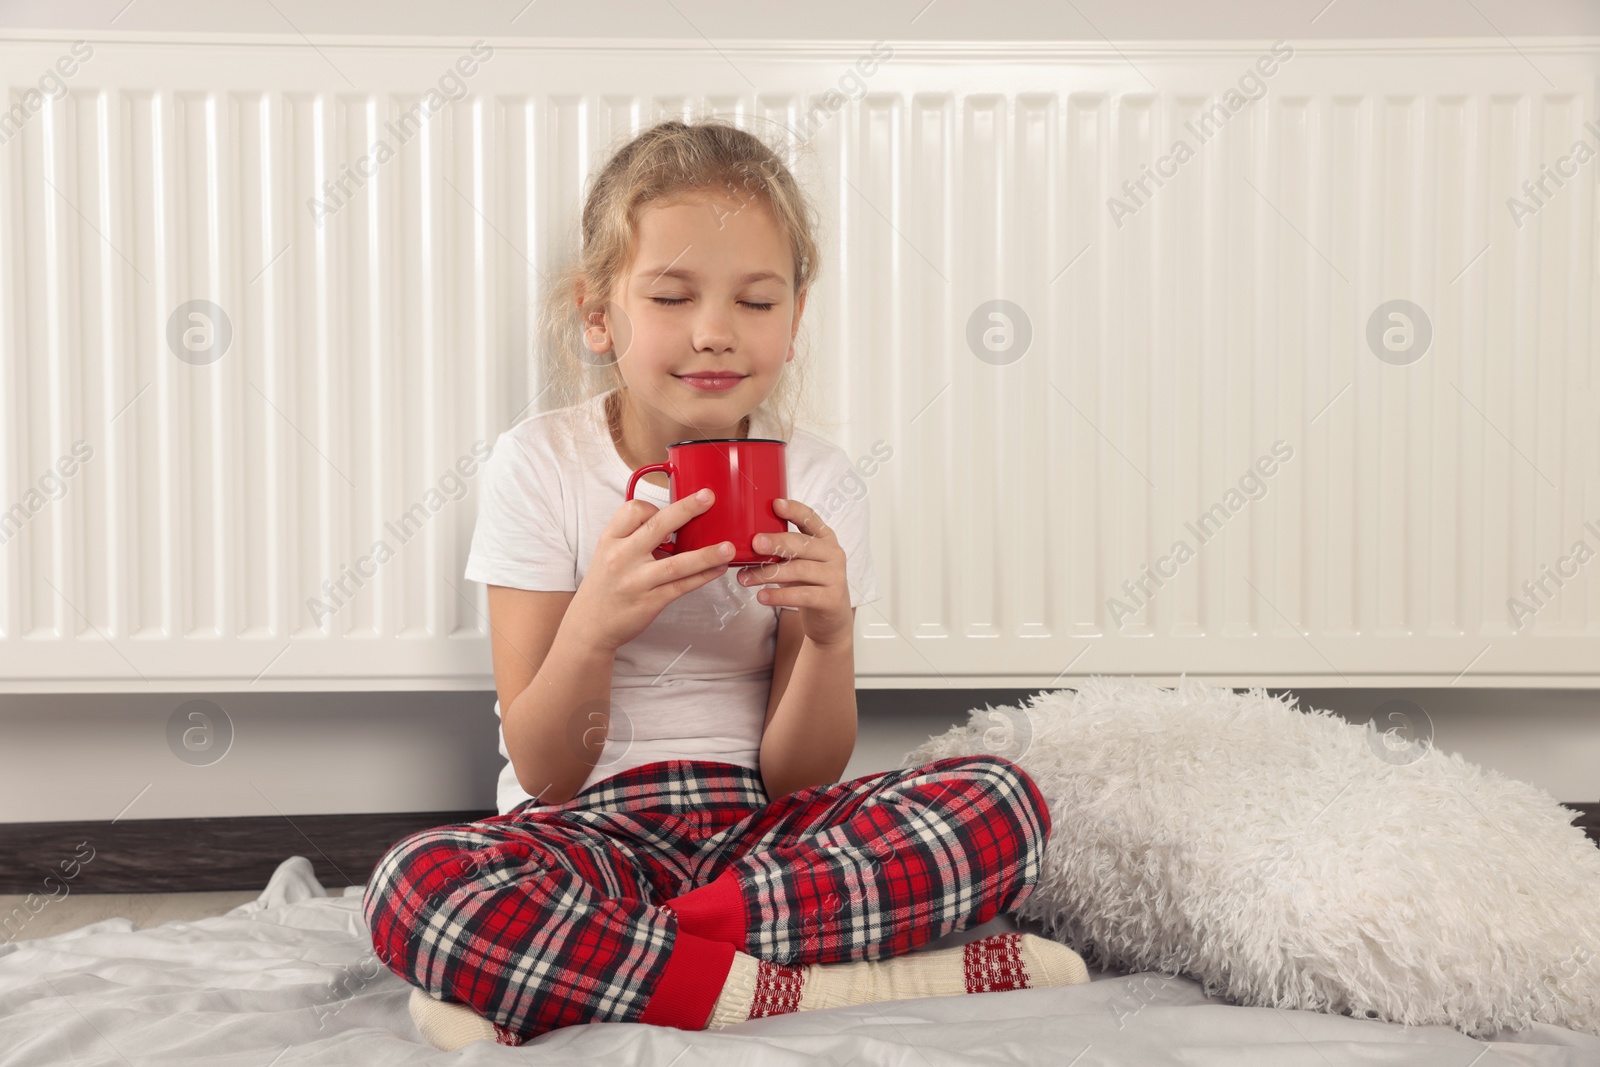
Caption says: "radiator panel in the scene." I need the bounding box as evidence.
[0,35,1595,690]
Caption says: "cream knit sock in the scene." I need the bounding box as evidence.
[705,933,1089,1028]
[407,985,502,1050]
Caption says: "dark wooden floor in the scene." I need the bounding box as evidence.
[3,804,1597,894]
[1571,803,1598,847]
[0,810,495,894]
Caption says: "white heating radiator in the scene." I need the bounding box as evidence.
[1,31,1596,692]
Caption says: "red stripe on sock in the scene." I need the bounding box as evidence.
[637,931,736,1030]
[661,871,747,947]
[749,960,805,1018]
[963,933,1030,993]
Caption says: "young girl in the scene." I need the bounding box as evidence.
[363,118,1087,1050]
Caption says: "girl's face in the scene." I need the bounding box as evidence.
[585,189,805,438]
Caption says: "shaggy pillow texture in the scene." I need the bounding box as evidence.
[903,675,1600,1038]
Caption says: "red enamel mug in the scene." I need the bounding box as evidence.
[624,437,789,567]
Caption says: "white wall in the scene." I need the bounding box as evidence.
[1,688,1596,823]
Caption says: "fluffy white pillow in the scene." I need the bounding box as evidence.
[903,675,1600,1038]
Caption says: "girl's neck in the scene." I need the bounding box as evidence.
[607,387,749,471]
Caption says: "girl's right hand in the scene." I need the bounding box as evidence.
[567,487,735,652]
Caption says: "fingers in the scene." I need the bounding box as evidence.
[738,558,826,587]
[771,497,833,542]
[754,498,835,562]
[617,487,716,551]
[603,496,655,538]
[654,540,735,585]
[662,556,731,599]
[745,584,831,609]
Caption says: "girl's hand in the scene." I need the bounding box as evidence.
[569,488,735,652]
[738,497,853,647]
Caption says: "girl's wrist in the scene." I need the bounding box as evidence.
[806,630,855,653]
[559,597,620,655]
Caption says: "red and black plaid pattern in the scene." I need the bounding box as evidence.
[698,755,1051,965]
[362,754,1050,1043]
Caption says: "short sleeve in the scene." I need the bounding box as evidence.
[802,446,882,611]
[463,429,578,591]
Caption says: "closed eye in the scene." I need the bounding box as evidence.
[651,297,775,311]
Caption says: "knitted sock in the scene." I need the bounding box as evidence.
[704,933,1089,1028]
[406,986,516,1050]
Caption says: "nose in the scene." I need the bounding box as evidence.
[691,302,736,355]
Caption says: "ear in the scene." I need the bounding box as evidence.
[578,286,612,356]
[788,287,807,359]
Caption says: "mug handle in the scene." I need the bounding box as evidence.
[624,462,677,555]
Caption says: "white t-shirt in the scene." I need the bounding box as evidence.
[464,388,882,813]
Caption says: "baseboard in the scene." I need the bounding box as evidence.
[2,804,1596,896]
[0,811,494,894]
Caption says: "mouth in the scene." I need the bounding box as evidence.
[674,373,747,392]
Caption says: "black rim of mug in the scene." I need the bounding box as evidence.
[666,437,786,447]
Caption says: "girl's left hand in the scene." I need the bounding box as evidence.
[738,497,852,647]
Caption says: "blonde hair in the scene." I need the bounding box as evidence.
[534,115,827,456]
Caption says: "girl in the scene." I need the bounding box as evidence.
[362,118,1087,1050]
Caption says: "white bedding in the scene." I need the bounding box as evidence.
[3,857,1597,1067]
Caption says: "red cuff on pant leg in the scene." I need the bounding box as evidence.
[661,871,747,947]
[637,930,735,1030]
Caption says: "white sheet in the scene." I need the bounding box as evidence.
[2,857,1596,1066]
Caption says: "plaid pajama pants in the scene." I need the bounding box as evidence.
[362,754,1051,1043]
